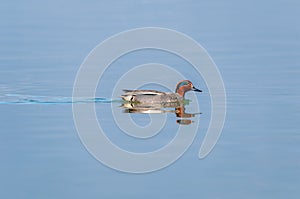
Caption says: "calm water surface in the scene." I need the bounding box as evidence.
[0,0,299,198]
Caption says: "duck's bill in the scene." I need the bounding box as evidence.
[192,87,202,92]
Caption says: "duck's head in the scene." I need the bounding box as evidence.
[175,80,202,97]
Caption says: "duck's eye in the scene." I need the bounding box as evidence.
[178,82,189,87]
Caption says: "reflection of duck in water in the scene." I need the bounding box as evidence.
[120,80,202,125]
[175,106,199,125]
[121,80,202,104]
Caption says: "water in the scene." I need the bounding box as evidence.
[1,0,299,198]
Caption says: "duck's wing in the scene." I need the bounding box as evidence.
[122,89,165,96]
[121,89,165,101]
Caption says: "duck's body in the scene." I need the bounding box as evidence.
[121,80,202,104]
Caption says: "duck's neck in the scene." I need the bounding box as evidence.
[175,87,186,97]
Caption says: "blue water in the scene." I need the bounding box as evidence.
[1,0,299,198]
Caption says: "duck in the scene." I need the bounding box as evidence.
[121,80,202,104]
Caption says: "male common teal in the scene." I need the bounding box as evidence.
[121,80,202,104]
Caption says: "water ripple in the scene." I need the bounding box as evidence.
[0,94,115,105]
